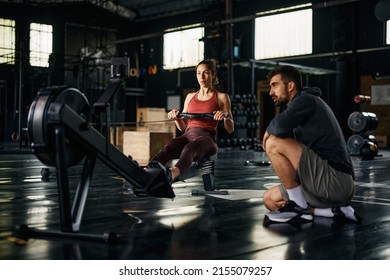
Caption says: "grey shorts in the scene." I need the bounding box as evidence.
[279,145,355,208]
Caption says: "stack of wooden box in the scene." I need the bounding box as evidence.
[123,107,177,166]
[136,107,176,138]
[110,126,135,151]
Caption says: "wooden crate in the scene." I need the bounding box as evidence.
[110,126,135,151]
[136,107,177,137]
[375,135,389,148]
[137,122,177,138]
[165,122,177,138]
[360,76,390,136]
[136,107,167,129]
[123,131,173,166]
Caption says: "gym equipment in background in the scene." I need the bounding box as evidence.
[346,95,379,160]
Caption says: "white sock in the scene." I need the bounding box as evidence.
[314,208,333,218]
[286,185,308,208]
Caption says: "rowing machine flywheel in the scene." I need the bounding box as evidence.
[27,86,91,167]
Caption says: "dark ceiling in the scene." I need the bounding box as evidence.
[0,0,226,21]
[117,0,210,20]
[2,0,375,23]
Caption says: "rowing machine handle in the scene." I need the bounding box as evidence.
[178,113,215,119]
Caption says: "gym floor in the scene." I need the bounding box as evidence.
[1,145,390,260]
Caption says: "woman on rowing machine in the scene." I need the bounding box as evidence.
[149,59,234,182]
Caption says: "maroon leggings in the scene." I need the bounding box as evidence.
[150,127,218,174]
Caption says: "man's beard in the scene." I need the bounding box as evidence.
[275,94,289,107]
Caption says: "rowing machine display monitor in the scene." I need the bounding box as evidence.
[110,57,130,79]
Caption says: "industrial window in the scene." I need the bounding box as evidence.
[386,20,390,45]
[30,22,53,67]
[254,8,313,59]
[163,25,204,70]
[0,18,16,64]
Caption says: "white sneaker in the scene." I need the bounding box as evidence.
[332,205,362,223]
[265,200,313,223]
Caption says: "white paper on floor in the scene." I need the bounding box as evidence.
[206,189,266,201]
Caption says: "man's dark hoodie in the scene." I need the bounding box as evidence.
[266,87,354,177]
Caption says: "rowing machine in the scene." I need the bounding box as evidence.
[20,82,174,243]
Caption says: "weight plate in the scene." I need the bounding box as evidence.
[348,111,378,133]
[348,111,367,132]
[362,112,378,132]
[347,134,366,155]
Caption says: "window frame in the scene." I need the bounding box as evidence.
[163,25,204,70]
[0,18,16,65]
[29,22,53,67]
[254,7,313,60]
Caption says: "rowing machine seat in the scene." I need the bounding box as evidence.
[173,156,215,191]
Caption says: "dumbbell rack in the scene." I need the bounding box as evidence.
[218,94,260,150]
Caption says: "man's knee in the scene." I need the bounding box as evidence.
[263,191,274,211]
[265,135,302,161]
[263,189,277,211]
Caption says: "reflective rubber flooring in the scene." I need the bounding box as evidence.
[1,145,390,260]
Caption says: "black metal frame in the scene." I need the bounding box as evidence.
[18,81,174,243]
[173,157,224,195]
